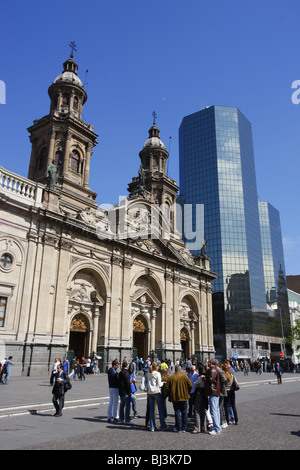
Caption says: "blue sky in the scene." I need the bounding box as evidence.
[0,0,300,275]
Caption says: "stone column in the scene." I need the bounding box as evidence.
[63,131,72,176]
[83,143,92,187]
[28,137,37,179]
[191,322,195,355]
[91,307,100,352]
[108,254,122,344]
[173,274,181,351]
[120,258,132,348]
[47,129,56,168]
[164,272,173,346]
[150,308,156,351]
[200,280,208,347]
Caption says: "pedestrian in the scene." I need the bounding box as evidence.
[50,357,61,385]
[160,369,169,419]
[62,356,70,375]
[129,367,139,418]
[203,359,221,435]
[129,359,137,378]
[92,357,99,374]
[187,365,199,417]
[146,362,169,432]
[118,361,133,425]
[192,362,208,434]
[217,362,228,429]
[85,357,91,375]
[222,361,239,425]
[52,363,70,417]
[143,356,151,375]
[80,357,86,380]
[185,357,192,375]
[159,359,169,373]
[74,358,81,380]
[275,362,283,384]
[166,364,192,433]
[107,359,120,422]
[69,357,76,380]
[2,356,13,385]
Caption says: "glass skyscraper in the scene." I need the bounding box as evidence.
[179,105,289,360]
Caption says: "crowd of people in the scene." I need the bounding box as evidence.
[106,356,241,435]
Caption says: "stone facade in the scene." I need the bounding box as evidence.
[0,54,217,375]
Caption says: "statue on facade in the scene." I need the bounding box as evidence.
[47,160,59,189]
[138,163,147,188]
[201,238,207,257]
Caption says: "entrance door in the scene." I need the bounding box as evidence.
[180,328,189,361]
[69,314,89,359]
[133,315,147,359]
[69,330,87,359]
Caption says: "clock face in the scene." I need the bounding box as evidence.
[0,253,13,269]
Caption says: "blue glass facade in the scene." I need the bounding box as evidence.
[179,106,281,357]
[258,201,290,321]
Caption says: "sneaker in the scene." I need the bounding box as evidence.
[221,423,228,429]
[125,421,134,425]
[150,428,155,432]
[209,430,221,435]
[161,425,169,431]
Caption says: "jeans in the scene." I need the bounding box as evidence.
[148,393,167,430]
[225,391,238,423]
[108,388,119,419]
[173,401,188,431]
[119,394,131,423]
[209,395,221,432]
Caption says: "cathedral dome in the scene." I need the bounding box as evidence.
[143,135,166,150]
[143,123,166,150]
[53,70,83,87]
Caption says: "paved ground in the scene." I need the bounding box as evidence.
[0,371,299,455]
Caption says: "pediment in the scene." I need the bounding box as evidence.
[132,287,161,308]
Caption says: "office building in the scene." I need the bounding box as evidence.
[179,105,289,361]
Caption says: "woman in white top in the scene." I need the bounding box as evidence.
[146,362,169,432]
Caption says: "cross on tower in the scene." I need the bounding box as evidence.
[152,111,157,125]
[69,41,77,58]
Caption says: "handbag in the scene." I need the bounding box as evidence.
[64,376,72,392]
[231,376,240,391]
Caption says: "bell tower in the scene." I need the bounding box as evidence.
[27,48,98,209]
[128,114,179,207]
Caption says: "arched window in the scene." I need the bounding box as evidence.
[62,94,69,105]
[70,150,82,173]
[36,147,47,170]
[73,96,79,109]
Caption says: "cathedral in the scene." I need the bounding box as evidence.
[0,52,217,375]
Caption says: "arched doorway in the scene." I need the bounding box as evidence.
[181,328,189,361]
[69,314,89,359]
[67,267,107,359]
[133,315,147,359]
